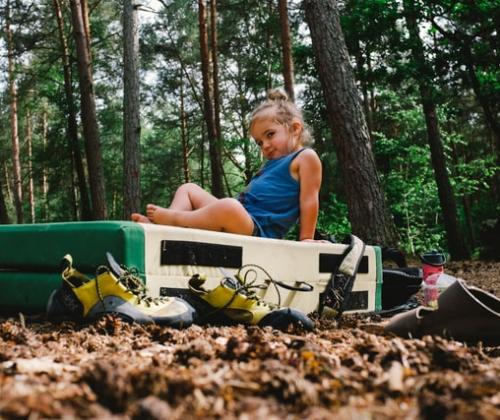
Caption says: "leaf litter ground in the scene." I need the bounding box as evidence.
[0,261,499,419]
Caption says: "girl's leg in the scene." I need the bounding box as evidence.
[169,183,217,211]
[131,183,216,223]
[147,198,254,235]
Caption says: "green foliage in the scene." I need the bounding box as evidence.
[316,194,352,239]
[0,0,498,258]
[371,94,447,253]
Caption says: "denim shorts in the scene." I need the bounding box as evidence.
[250,217,264,237]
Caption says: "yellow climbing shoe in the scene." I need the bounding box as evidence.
[187,266,314,331]
[47,253,195,328]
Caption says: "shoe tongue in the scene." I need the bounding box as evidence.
[219,268,244,291]
[106,252,125,277]
[222,276,240,290]
[222,276,258,299]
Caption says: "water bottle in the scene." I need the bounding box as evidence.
[420,250,446,309]
[422,272,440,308]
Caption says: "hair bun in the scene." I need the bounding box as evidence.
[267,88,289,102]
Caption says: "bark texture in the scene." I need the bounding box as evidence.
[210,0,225,193]
[53,0,91,220]
[5,0,23,224]
[304,0,399,246]
[41,110,49,221]
[70,0,107,219]
[278,0,295,101]
[210,0,221,142]
[26,110,35,223]
[180,79,190,183]
[123,0,141,218]
[0,148,9,223]
[198,0,223,197]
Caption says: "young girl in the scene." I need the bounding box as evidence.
[131,89,322,241]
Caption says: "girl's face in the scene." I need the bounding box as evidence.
[250,116,302,160]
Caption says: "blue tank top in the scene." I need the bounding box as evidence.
[238,149,306,239]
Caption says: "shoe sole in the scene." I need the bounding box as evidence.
[86,296,195,328]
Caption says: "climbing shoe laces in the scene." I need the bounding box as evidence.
[100,252,168,308]
[188,264,315,331]
[221,265,313,309]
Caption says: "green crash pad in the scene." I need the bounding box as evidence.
[0,221,146,313]
[0,272,61,312]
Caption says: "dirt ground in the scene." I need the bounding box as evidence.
[0,261,499,419]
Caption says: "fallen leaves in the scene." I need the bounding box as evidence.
[0,260,499,418]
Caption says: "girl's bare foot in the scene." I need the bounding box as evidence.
[130,213,151,223]
[146,204,174,225]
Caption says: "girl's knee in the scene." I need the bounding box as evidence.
[177,182,199,194]
[219,198,242,211]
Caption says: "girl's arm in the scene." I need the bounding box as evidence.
[297,150,322,241]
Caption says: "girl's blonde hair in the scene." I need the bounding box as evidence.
[250,88,312,146]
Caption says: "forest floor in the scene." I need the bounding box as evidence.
[0,260,499,419]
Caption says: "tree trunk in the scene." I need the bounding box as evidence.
[200,127,206,189]
[26,110,35,223]
[3,162,12,205]
[431,19,500,156]
[235,60,253,183]
[403,0,469,260]
[0,110,9,224]
[80,0,92,61]
[459,36,500,205]
[70,0,107,219]
[0,178,9,224]
[198,0,223,197]
[304,0,399,246]
[180,78,190,183]
[53,0,92,220]
[210,0,225,192]
[210,0,221,140]
[352,39,373,140]
[462,195,476,249]
[5,0,23,224]
[265,0,273,91]
[278,0,295,101]
[367,55,376,121]
[122,0,141,218]
[41,110,49,221]
[461,43,500,156]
